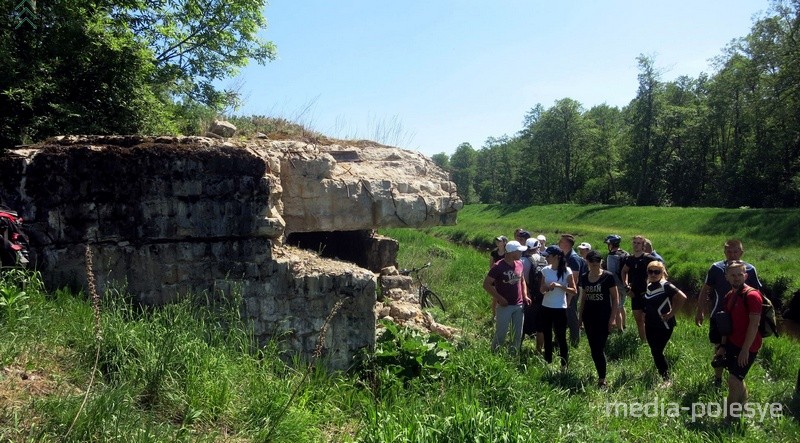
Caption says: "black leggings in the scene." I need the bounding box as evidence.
[540,306,568,367]
[583,315,610,379]
[645,324,673,378]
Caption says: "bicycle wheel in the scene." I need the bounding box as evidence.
[421,288,446,311]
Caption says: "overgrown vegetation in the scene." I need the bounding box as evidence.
[2,204,800,441]
[0,0,275,147]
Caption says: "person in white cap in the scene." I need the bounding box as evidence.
[536,235,547,254]
[483,240,531,353]
[578,242,592,260]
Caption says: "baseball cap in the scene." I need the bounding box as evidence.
[495,235,508,242]
[518,230,531,240]
[541,245,563,257]
[578,242,592,250]
[505,240,528,253]
[537,234,547,243]
[604,234,622,246]
[525,238,540,250]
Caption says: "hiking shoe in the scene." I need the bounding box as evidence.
[658,378,673,389]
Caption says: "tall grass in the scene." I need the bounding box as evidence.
[0,271,339,442]
[2,203,800,441]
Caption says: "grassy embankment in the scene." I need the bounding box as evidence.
[1,204,799,442]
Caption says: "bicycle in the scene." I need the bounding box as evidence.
[398,262,446,311]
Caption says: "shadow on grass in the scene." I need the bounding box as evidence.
[696,209,800,249]
[782,388,800,423]
[540,367,588,395]
[483,203,530,217]
[570,205,624,222]
[606,332,642,361]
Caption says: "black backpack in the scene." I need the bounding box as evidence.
[527,255,546,300]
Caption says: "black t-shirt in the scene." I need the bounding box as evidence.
[579,271,616,322]
[490,249,504,264]
[643,281,679,329]
[623,253,657,295]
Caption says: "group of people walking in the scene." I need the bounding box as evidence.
[484,232,767,422]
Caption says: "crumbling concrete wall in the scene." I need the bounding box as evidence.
[249,141,460,234]
[0,135,462,369]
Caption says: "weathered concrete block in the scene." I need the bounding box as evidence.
[0,135,458,370]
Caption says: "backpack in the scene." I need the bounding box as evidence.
[742,288,779,338]
[605,249,628,282]
[527,254,546,299]
[0,206,30,268]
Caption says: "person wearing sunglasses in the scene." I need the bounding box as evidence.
[642,261,687,387]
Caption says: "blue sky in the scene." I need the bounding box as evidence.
[231,0,769,157]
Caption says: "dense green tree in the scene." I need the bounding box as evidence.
[625,55,664,206]
[743,1,800,206]
[431,152,450,170]
[528,99,591,203]
[0,0,275,147]
[116,0,276,108]
[449,143,479,204]
[1,1,169,145]
[659,75,713,206]
[580,104,626,204]
[473,137,519,204]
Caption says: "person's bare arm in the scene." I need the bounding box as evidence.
[521,275,531,305]
[663,288,688,321]
[695,284,711,326]
[621,264,631,293]
[609,285,620,331]
[483,275,508,307]
[577,287,587,325]
[738,313,761,367]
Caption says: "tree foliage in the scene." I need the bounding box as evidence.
[117,0,275,108]
[0,0,275,147]
[435,0,800,208]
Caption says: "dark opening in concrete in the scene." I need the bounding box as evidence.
[286,230,370,267]
[285,230,398,272]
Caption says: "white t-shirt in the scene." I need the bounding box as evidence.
[541,265,573,309]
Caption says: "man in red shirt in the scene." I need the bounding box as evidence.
[715,260,763,423]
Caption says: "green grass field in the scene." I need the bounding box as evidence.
[421,204,800,302]
[1,204,799,442]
